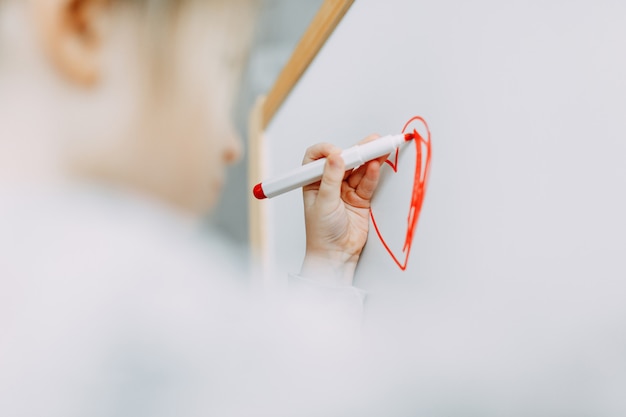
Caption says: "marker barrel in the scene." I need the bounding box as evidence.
[255,134,406,199]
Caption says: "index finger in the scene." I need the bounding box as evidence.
[302,142,342,165]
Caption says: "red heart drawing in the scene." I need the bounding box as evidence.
[369,116,432,271]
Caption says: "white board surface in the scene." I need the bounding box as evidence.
[263,2,626,403]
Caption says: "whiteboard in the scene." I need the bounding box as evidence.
[262,0,626,388]
[265,0,626,280]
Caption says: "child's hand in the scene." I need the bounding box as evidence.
[300,135,388,285]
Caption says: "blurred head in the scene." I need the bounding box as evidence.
[0,0,258,214]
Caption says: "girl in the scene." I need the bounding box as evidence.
[0,1,386,415]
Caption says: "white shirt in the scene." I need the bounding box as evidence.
[0,184,365,417]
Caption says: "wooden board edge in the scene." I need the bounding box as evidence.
[261,0,355,129]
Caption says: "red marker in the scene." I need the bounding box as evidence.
[253,133,415,200]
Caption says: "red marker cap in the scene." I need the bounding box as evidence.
[253,183,266,200]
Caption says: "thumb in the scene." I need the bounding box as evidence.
[316,153,345,212]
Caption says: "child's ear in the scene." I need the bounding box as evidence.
[33,0,109,86]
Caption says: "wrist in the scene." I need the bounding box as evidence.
[300,250,359,286]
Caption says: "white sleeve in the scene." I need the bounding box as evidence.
[284,273,367,350]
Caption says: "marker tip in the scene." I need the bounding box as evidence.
[404,129,420,141]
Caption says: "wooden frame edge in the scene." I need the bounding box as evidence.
[248,96,267,274]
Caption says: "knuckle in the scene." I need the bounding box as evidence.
[303,142,336,163]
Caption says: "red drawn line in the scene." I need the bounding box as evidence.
[369,116,432,271]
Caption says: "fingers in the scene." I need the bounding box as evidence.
[347,163,368,189]
[302,142,342,165]
[303,135,383,166]
[347,134,388,190]
[354,160,381,201]
[302,135,384,209]
[303,135,380,163]
[355,153,390,187]
[315,153,345,212]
